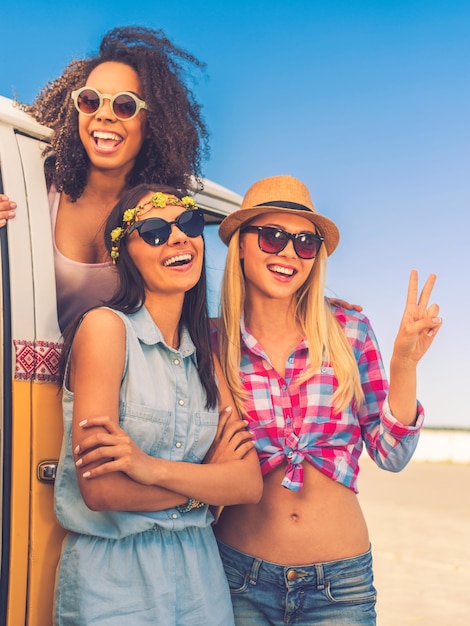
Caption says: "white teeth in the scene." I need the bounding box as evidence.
[269,265,294,276]
[164,254,192,267]
[92,131,121,140]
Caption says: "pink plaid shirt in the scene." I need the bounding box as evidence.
[235,306,424,492]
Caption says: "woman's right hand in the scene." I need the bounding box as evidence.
[203,407,254,465]
[0,195,17,227]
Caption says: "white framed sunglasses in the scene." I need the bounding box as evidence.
[71,86,148,121]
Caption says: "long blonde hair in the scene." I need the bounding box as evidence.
[218,230,364,417]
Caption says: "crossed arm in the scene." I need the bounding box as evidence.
[69,308,262,512]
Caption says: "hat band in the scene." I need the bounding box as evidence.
[254,200,312,212]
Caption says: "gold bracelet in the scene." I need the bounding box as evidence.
[176,498,206,514]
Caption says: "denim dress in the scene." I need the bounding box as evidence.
[54,306,234,625]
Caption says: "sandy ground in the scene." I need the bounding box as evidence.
[358,457,470,626]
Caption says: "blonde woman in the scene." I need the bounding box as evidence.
[213,175,441,625]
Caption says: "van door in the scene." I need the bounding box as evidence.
[0,122,65,626]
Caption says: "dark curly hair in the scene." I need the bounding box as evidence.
[27,26,209,201]
[59,183,217,409]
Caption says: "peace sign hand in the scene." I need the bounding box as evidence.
[393,270,442,365]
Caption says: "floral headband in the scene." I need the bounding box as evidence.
[110,192,197,263]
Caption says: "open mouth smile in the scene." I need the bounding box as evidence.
[92,130,123,150]
[163,253,193,267]
[267,264,296,277]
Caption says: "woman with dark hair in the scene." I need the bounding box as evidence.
[54,183,262,625]
[0,26,209,330]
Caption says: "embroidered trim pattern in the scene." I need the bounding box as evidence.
[14,339,63,383]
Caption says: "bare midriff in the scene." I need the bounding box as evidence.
[214,462,369,565]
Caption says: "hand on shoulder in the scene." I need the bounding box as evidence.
[327,297,362,312]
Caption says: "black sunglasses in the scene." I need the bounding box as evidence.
[71,86,148,121]
[241,225,323,260]
[128,209,205,246]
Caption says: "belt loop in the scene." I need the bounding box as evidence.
[248,558,262,586]
[315,563,324,590]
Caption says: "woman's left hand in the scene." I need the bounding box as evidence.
[74,415,156,484]
[327,297,362,312]
[393,270,442,365]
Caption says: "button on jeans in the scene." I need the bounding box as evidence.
[217,540,377,625]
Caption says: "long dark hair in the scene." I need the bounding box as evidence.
[60,183,217,409]
[28,26,209,201]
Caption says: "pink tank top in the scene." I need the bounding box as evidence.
[49,187,119,331]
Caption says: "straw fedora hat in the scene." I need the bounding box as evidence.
[218,175,340,255]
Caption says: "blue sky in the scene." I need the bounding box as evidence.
[1,1,469,427]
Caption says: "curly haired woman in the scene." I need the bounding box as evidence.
[0,25,208,330]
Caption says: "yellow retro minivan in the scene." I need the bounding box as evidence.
[0,95,240,626]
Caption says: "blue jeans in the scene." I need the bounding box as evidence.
[217,540,377,625]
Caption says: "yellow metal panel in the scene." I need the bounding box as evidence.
[28,382,66,626]
[7,380,32,626]
[7,380,66,626]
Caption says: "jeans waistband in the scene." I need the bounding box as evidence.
[217,539,373,589]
